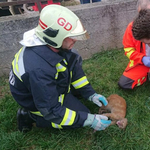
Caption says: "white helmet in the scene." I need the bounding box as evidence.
[35,4,89,48]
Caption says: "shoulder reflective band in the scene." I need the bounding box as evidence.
[12,47,25,81]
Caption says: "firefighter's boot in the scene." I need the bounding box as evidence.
[17,108,35,133]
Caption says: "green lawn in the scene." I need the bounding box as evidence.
[1,48,150,150]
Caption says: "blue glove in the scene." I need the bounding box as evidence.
[88,93,108,107]
[91,114,111,131]
[142,56,150,67]
[83,114,111,131]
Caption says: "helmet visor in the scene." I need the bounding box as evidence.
[69,20,90,40]
[69,32,89,40]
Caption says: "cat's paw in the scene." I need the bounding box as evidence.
[98,109,109,114]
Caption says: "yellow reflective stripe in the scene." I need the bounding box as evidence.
[12,48,22,75]
[15,48,22,72]
[70,71,72,78]
[67,71,72,93]
[124,47,135,59]
[14,52,19,72]
[12,60,22,81]
[60,108,76,126]
[12,58,19,80]
[59,94,65,105]
[124,47,134,52]
[30,108,76,128]
[68,83,71,93]
[55,72,58,79]
[51,122,62,129]
[30,111,63,129]
[68,86,71,93]
[12,51,18,68]
[137,79,141,86]
[63,59,68,65]
[55,62,66,79]
[137,77,146,86]
[12,47,25,81]
[56,63,66,72]
[30,111,43,116]
[12,60,15,71]
[129,60,134,67]
[72,76,89,89]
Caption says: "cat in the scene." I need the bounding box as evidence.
[99,94,127,129]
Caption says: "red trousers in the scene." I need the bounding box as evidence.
[118,64,149,89]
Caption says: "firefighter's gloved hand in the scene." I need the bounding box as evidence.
[88,93,108,107]
[91,114,111,131]
[142,56,150,67]
[83,114,111,131]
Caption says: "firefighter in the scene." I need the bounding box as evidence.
[118,0,150,89]
[9,5,111,132]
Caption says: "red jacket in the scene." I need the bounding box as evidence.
[123,22,146,71]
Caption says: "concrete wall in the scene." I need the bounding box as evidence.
[0,0,137,76]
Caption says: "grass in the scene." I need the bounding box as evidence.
[1,48,150,150]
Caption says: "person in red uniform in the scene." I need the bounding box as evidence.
[9,5,111,132]
[132,9,150,74]
[118,0,150,89]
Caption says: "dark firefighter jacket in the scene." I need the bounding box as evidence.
[9,45,96,129]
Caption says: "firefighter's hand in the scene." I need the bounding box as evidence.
[83,114,111,131]
[88,93,108,107]
[91,114,111,131]
[142,56,150,67]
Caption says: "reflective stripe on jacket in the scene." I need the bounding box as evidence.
[9,45,95,128]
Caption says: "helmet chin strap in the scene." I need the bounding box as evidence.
[57,46,71,53]
[48,45,71,53]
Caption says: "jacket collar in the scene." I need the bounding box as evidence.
[31,45,63,66]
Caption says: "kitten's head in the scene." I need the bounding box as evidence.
[116,118,128,129]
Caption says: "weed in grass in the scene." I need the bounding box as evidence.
[1,48,150,149]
